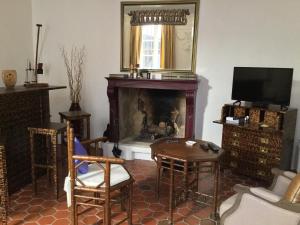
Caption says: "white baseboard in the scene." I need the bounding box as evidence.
[102,141,152,161]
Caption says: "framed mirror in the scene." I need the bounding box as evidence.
[121,0,199,73]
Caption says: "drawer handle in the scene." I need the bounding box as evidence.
[232,140,240,147]
[259,147,268,154]
[230,151,238,157]
[257,170,266,176]
[232,132,240,138]
[258,158,267,164]
[260,138,269,144]
[230,161,238,168]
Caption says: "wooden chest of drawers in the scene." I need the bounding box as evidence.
[218,104,297,181]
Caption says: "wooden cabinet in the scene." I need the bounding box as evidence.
[216,104,297,181]
[0,86,65,194]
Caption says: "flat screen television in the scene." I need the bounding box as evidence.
[231,67,293,106]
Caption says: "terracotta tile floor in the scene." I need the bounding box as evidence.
[1,159,267,225]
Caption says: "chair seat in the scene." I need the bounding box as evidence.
[219,193,238,216]
[64,163,131,207]
[76,163,130,188]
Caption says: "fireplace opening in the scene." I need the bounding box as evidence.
[119,88,186,142]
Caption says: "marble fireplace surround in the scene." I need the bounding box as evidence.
[103,77,198,160]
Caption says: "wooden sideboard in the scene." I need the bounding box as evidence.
[0,85,66,194]
[215,104,297,181]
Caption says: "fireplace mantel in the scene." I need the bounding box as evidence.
[106,77,198,142]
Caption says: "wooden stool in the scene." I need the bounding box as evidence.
[0,137,8,225]
[28,122,66,199]
[59,111,91,142]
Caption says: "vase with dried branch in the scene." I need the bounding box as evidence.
[61,46,85,111]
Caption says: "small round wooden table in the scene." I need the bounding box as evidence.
[151,138,224,225]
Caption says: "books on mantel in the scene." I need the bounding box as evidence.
[161,73,196,80]
[108,73,196,80]
[109,74,129,78]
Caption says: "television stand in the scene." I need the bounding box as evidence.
[280,105,289,111]
[215,103,297,181]
[251,102,270,108]
[232,100,241,106]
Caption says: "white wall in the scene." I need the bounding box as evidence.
[196,0,300,170]
[0,0,33,86]
[30,0,300,168]
[31,0,120,137]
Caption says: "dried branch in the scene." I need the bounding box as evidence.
[61,46,85,103]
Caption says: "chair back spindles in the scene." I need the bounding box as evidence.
[67,123,77,225]
[66,121,134,225]
[67,121,73,174]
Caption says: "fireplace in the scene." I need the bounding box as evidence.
[119,88,186,142]
[106,77,198,144]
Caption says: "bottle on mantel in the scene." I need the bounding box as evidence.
[129,64,134,78]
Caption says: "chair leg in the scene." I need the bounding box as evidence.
[127,183,133,225]
[195,162,199,192]
[71,202,78,225]
[183,161,188,200]
[156,158,161,199]
[29,132,37,195]
[104,191,111,225]
[0,186,8,225]
[1,208,7,225]
[51,133,59,199]
[120,187,126,211]
[46,136,51,184]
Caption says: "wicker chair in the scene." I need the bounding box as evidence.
[65,123,134,225]
[0,137,8,225]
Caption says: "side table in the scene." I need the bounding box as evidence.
[59,111,91,142]
[151,138,224,225]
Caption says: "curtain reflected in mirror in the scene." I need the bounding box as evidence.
[130,26,142,66]
[121,1,199,73]
[160,25,175,69]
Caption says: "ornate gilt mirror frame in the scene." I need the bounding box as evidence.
[121,0,200,74]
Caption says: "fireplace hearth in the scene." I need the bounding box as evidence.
[106,77,198,144]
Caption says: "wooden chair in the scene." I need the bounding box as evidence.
[81,137,106,156]
[28,122,66,199]
[65,122,134,225]
[0,137,8,225]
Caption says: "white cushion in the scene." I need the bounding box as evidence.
[76,163,130,188]
[64,163,130,207]
[283,171,297,179]
[250,187,281,202]
[272,175,292,196]
[223,193,300,225]
[220,193,238,216]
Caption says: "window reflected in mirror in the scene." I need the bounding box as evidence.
[140,25,161,69]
